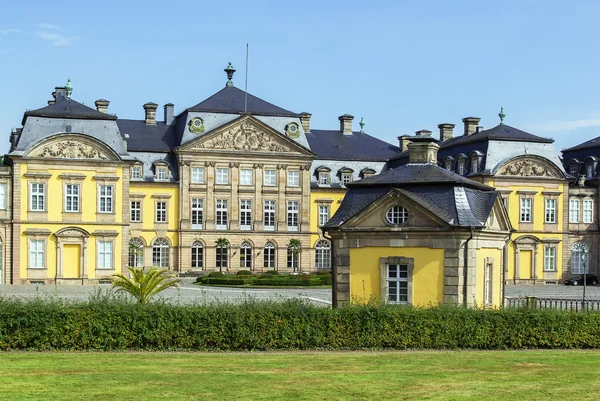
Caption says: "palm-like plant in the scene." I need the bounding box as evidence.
[215,238,230,272]
[111,267,181,304]
[287,238,302,272]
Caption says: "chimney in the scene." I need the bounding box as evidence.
[164,103,174,125]
[407,130,439,164]
[438,123,455,142]
[462,117,481,136]
[339,114,354,135]
[144,102,158,125]
[95,99,110,114]
[299,112,311,133]
[10,128,22,152]
[54,86,67,99]
[397,135,412,152]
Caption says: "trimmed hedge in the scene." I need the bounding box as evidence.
[2,299,600,351]
[254,277,325,286]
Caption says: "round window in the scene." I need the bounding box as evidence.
[386,206,408,225]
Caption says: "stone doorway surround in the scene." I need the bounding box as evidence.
[513,235,540,283]
[54,227,89,281]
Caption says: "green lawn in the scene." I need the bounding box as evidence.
[1,351,598,400]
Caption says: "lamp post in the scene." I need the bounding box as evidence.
[582,250,588,311]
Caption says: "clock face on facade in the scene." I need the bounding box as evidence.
[285,122,300,138]
[188,117,205,134]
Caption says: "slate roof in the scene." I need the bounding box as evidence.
[306,130,400,161]
[185,86,298,117]
[439,124,554,150]
[117,120,178,152]
[562,135,600,153]
[23,93,117,125]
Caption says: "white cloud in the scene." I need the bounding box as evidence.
[525,117,600,133]
[34,31,78,47]
[37,23,62,31]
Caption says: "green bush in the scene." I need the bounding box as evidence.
[255,277,324,286]
[204,278,251,285]
[263,270,279,276]
[208,272,226,278]
[236,270,253,276]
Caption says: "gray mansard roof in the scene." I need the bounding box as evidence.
[306,130,400,161]
[22,93,117,125]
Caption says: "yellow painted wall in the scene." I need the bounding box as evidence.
[310,188,346,246]
[129,183,179,247]
[349,247,445,306]
[475,247,503,307]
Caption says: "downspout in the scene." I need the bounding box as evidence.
[502,235,511,308]
[463,228,475,307]
[322,229,336,308]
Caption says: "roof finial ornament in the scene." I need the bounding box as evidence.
[65,78,73,99]
[498,106,506,124]
[359,117,365,133]
[224,62,236,87]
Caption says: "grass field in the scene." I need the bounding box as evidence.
[1,351,599,400]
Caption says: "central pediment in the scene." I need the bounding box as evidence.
[178,115,314,156]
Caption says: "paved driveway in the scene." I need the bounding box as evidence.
[0,279,333,306]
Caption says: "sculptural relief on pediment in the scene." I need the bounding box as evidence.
[29,139,111,160]
[191,122,292,153]
[497,158,561,178]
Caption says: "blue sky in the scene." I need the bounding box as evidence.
[2,0,600,155]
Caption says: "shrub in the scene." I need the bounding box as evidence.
[236,270,253,276]
[204,278,251,285]
[263,270,279,276]
[208,271,226,278]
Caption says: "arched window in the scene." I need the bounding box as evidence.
[571,242,590,274]
[240,241,252,269]
[128,238,144,267]
[315,240,331,269]
[152,238,170,268]
[264,242,276,269]
[191,240,203,269]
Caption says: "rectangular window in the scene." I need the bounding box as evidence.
[544,199,556,223]
[287,171,299,187]
[240,169,253,185]
[29,240,44,269]
[318,172,330,185]
[98,185,113,213]
[458,161,465,175]
[387,264,409,304]
[157,168,167,181]
[587,164,594,178]
[569,199,580,223]
[64,184,80,212]
[287,251,298,271]
[216,168,229,185]
[191,167,205,184]
[0,183,6,210]
[30,183,45,211]
[583,199,594,223]
[191,198,204,229]
[97,241,113,269]
[191,245,203,269]
[520,198,532,223]
[318,205,330,226]
[264,246,276,269]
[264,200,276,231]
[544,247,556,272]
[155,201,167,222]
[341,173,352,186]
[502,196,508,210]
[264,170,276,186]
[130,201,141,222]
[484,262,492,305]
[131,166,142,180]
[240,199,252,230]
[570,165,578,176]
[287,200,299,231]
[216,247,228,270]
[472,158,479,174]
[216,199,228,230]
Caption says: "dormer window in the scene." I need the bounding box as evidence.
[456,154,467,175]
[570,165,578,176]
[316,166,332,186]
[443,157,455,171]
[587,164,593,178]
[131,165,142,180]
[360,168,376,179]
[445,160,452,170]
[470,151,483,174]
[585,157,598,179]
[156,167,167,181]
[339,167,354,186]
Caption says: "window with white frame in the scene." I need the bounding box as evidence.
[130,201,141,222]
[98,185,113,213]
[64,183,80,212]
[484,262,492,305]
[571,242,589,274]
[318,205,330,227]
[191,167,205,184]
[155,201,167,222]
[318,172,330,185]
[216,243,228,270]
[152,238,170,268]
[386,206,408,225]
[287,201,299,231]
[520,198,532,223]
[544,246,556,272]
[570,165,578,176]
[191,241,203,269]
[264,242,276,269]
[587,164,594,178]
[240,169,253,186]
[0,183,6,210]
[97,241,113,269]
[387,264,409,304]
[216,168,229,184]
[216,199,228,230]
[191,198,204,229]
[569,199,580,223]
[131,166,142,180]
[471,158,479,174]
[128,238,144,267]
[457,159,465,175]
[240,200,252,230]
[502,196,508,210]
[315,240,331,269]
[240,242,252,269]
[445,159,452,171]
[29,239,44,269]
[30,183,45,211]
[264,200,276,231]
[341,173,353,186]
[583,199,594,223]
[156,167,167,181]
[287,171,300,187]
[287,250,298,271]
[545,199,556,223]
[264,170,276,186]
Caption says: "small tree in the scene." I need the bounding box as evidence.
[111,267,181,305]
[287,238,302,272]
[215,238,230,272]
